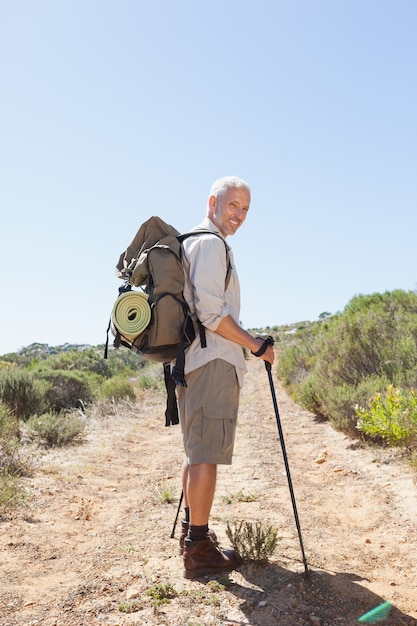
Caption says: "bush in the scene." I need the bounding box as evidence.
[226,520,279,562]
[35,347,113,378]
[145,582,176,608]
[357,385,417,447]
[0,402,32,513]
[0,472,27,514]
[26,410,87,447]
[36,369,96,411]
[135,363,164,392]
[0,401,19,440]
[277,290,417,437]
[105,348,146,377]
[0,366,49,420]
[0,402,31,475]
[137,374,162,391]
[297,374,323,416]
[100,377,136,402]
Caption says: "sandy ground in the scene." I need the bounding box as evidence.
[1,355,417,625]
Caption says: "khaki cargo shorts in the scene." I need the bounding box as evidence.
[177,359,240,465]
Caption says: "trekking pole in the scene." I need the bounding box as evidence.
[170,489,183,538]
[264,337,310,578]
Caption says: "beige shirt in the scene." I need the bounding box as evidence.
[181,217,247,387]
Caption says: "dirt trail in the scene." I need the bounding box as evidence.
[1,355,416,625]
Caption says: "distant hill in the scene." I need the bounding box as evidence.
[1,342,95,359]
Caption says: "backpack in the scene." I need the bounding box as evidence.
[104,216,231,426]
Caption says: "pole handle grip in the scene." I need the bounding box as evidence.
[263,336,274,372]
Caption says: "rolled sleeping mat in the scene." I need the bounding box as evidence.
[111,291,151,341]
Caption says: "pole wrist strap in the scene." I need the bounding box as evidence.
[251,339,269,357]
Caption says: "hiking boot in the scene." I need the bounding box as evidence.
[179,521,218,555]
[183,536,242,579]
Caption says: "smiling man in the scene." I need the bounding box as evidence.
[177,176,275,578]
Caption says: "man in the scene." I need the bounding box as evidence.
[176,176,275,579]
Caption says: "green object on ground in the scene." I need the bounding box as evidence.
[358,601,392,623]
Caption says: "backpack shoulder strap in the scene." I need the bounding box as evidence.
[175,230,232,363]
[178,230,232,287]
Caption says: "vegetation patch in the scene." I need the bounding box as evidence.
[221,489,257,505]
[226,519,279,562]
[180,587,221,606]
[155,479,176,504]
[26,410,87,447]
[277,289,417,446]
[0,344,163,512]
[0,367,48,420]
[118,599,143,613]
[99,376,136,401]
[356,385,417,447]
[145,581,176,608]
[0,402,32,514]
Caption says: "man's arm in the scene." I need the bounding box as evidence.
[215,315,275,364]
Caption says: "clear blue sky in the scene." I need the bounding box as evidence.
[1,0,416,355]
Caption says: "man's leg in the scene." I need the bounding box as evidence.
[182,461,240,579]
[181,459,189,510]
[178,360,241,577]
[186,463,217,526]
[179,461,218,553]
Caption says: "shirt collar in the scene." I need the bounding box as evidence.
[197,216,223,237]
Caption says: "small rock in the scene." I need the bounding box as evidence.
[258,600,268,607]
[126,587,141,600]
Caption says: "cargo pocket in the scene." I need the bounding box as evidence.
[200,402,238,463]
[201,402,238,421]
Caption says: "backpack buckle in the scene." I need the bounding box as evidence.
[171,366,187,387]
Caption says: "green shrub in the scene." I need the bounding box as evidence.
[277,290,417,437]
[118,599,143,613]
[0,402,32,513]
[0,366,49,420]
[0,402,31,477]
[26,410,86,447]
[226,520,279,562]
[277,344,307,388]
[145,582,176,608]
[137,365,164,391]
[0,440,28,477]
[34,347,112,378]
[0,471,27,514]
[0,401,19,440]
[356,385,417,447]
[36,369,96,411]
[155,480,176,504]
[105,348,146,377]
[297,374,323,415]
[100,377,136,401]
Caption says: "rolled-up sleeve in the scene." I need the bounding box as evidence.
[183,235,232,331]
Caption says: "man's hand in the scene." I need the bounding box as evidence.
[251,336,275,365]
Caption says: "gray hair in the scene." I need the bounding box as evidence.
[208,176,250,201]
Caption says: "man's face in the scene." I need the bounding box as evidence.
[208,186,250,238]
